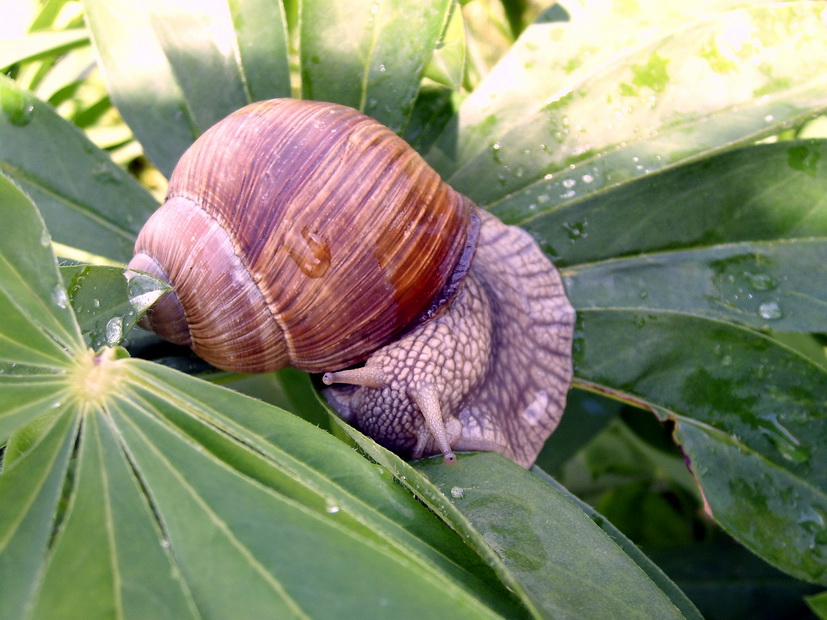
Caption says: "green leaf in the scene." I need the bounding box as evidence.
[422,1,465,91]
[62,265,168,350]
[0,28,89,70]
[83,0,290,177]
[566,239,827,332]
[101,361,507,619]
[0,171,82,367]
[497,140,827,266]
[428,2,827,207]
[29,410,200,620]
[0,411,78,620]
[0,77,157,262]
[415,452,696,619]
[124,361,524,618]
[532,466,703,620]
[575,309,827,584]
[808,590,827,619]
[300,0,454,132]
[146,0,290,129]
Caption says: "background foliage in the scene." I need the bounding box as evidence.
[1,0,826,618]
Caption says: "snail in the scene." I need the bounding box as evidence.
[128,99,575,468]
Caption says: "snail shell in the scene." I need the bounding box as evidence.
[128,99,575,468]
[129,99,477,373]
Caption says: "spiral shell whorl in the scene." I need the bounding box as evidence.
[131,99,477,373]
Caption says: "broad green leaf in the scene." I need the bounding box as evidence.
[29,410,199,620]
[328,414,541,617]
[83,0,196,177]
[566,239,827,332]
[0,28,89,70]
[415,452,694,619]
[85,0,290,177]
[124,361,524,618]
[0,172,82,367]
[300,0,453,132]
[531,466,702,620]
[576,309,827,584]
[0,77,157,262]
[146,0,290,129]
[434,0,761,175]
[508,140,827,266]
[61,265,168,349]
[0,411,78,620]
[102,362,505,619]
[429,3,827,208]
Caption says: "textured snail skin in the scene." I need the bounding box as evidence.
[323,211,574,468]
[128,98,575,469]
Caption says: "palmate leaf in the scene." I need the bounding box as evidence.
[0,163,522,618]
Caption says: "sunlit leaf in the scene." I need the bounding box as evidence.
[300,0,453,132]
[0,29,89,70]
[429,3,827,208]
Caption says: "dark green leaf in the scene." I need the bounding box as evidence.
[566,239,827,332]
[300,0,453,132]
[0,78,157,262]
[416,452,695,619]
[497,141,827,266]
[576,309,827,584]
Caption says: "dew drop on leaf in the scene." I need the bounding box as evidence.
[105,316,124,345]
[758,301,783,320]
[52,285,69,309]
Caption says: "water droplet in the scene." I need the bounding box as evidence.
[450,487,464,499]
[745,272,777,291]
[92,298,100,308]
[490,142,503,163]
[105,316,123,345]
[639,290,649,299]
[378,64,386,72]
[52,285,69,309]
[1,89,35,126]
[721,355,733,366]
[764,114,775,123]
[758,301,783,320]
[514,166,525,178]
[537,194,550,204]
[543,173,553,181]
[560,189,576,200]
[562,178,576,189]
[759,414,811,463]
[561,220,587,240]
[325,500,340,514]
[39,229,51,247]
[581,173,594,184]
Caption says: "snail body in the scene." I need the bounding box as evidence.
[128,99,575,468]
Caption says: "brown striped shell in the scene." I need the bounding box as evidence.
[128,99,478,373]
